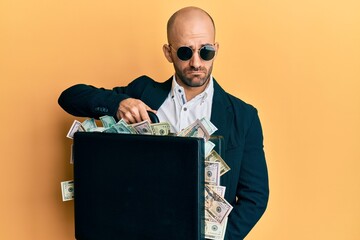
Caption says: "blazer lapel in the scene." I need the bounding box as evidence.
[140,77,172,110]
[210,79,233,146]
[211,79,234,191]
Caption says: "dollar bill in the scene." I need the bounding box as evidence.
[88,127,106,132]
[116,119,137,134]
[66,120,85,139]
[81,118,97,131]
[111,123,131,134]
[177,119,210,141]
[205,207,227,240]
[205,185,233,224]
[207,185,226,198]
[61,180,74,201]
[206,150,231,176]
[131,120,154,135]
[205,141,215,157]
[151,122,170,135]
[126,124,137,134]
[103,126,118,133]
[204,185,227,239]
[200,117,218,136]
[205,161,220,186]
[100,115,116,128]
[104,120,172,136]
[205,214,228,240]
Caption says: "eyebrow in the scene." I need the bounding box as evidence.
[176,43,214,49]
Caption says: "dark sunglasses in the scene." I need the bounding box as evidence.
[169,44,216,61]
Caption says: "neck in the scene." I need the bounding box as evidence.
[184,86,206,101]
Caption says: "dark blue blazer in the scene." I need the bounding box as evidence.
[58,75,269,239]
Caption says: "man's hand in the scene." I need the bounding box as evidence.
[116,98,156,124]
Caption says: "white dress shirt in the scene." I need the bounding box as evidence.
[156,75,214,133]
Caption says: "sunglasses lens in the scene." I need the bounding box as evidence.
[200,45,216,61]
[177,47,193,61]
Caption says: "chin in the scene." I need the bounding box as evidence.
[185,78,209,88]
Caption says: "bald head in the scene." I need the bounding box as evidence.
[166,7,216,44]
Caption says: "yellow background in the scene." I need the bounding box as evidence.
[1,0,359,239]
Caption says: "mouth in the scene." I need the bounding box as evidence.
[187,70,205,75]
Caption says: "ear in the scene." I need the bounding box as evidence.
[163,44,173,63]
[214,42,220,59]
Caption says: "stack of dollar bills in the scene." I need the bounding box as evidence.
[64,115,232,240]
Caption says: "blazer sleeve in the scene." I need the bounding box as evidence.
[226,108,269,239]
[58,75,153,119]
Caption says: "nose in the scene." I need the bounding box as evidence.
[189,50,202,69]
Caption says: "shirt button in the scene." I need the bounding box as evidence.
[183,107,187,111]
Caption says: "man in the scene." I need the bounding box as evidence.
[58,6,269,239]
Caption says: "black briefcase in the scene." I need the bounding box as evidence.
[73,132,205,240]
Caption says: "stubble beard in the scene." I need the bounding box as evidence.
[175,64,213,88]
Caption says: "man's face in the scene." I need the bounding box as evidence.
[164,13,218,89]
[171,43,216,88]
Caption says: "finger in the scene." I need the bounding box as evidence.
[119,100,141,123]
[121,111,136,124]
[136,103,158,123]
[138,107,151,122]
[118,98,155,123]
[128,107,143,123]
[143,104,157,116]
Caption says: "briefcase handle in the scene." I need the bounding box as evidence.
[147,111,159,123]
